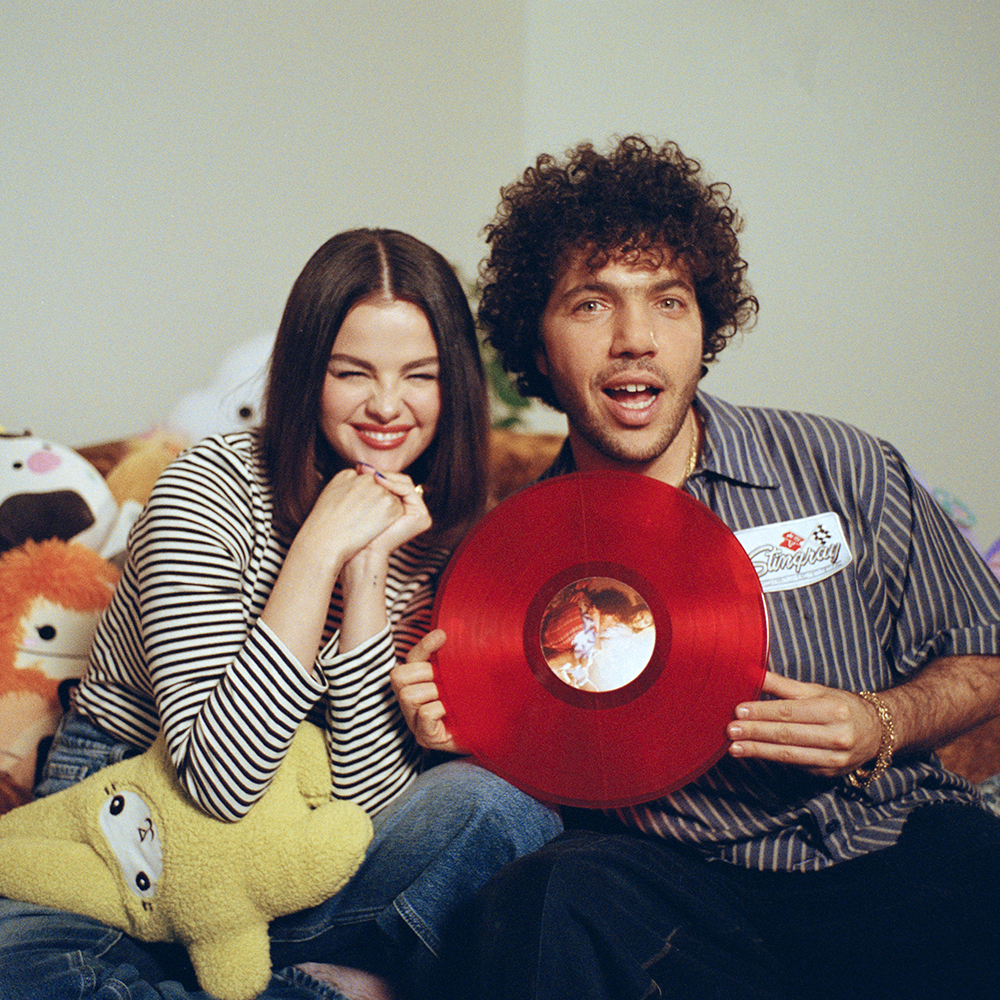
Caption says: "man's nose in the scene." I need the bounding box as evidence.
[611,307,657,357]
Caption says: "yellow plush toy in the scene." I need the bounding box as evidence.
[0,723,373,1000]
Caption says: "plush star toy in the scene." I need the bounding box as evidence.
[0,722,373,1000]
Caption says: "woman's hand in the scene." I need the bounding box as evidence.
[351,465,432,557]
[261,468,405,671]
[297,467,407,572]
[390,629,467,755]
[726,671,883,777]
[337,468,431,651]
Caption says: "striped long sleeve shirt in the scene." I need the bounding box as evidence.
[76,431,450,821]
[545,392,1000,871]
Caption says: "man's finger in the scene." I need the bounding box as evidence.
[406,627,447,663]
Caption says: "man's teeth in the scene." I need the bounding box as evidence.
[608,384,658,409]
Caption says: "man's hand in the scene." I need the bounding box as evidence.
[726,671,883,777]
[390,629,467,755]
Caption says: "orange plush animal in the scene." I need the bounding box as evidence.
[0,539,119,810]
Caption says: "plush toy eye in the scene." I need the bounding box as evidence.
[109,795,125,816]
[36,624,57,642]
[136,872,151,892]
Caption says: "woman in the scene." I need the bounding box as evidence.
[1,229,562,1000]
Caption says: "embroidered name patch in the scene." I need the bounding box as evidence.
[735,513,852,593]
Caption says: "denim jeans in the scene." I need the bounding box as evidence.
[1,713,563,1000]
[451,802,1000,1000]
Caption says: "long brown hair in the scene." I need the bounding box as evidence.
[260,229,488,536]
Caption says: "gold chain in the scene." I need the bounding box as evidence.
[681,411,700,485]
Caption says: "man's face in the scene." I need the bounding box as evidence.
[538,249,704,481]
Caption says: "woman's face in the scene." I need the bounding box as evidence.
[320,297,441,474]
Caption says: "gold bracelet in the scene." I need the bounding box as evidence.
[845,691,896,792]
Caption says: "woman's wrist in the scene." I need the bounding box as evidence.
[341,546,389,592]
[288,520,360,584]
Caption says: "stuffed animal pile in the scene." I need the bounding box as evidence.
[0,432,134,811]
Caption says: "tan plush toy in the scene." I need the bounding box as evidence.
[103,432,185,509]
[0,722,373,1000]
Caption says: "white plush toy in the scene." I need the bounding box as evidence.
[0,433,140,562]
[166,333,275,445]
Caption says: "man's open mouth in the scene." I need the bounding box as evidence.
[603,384,661,410]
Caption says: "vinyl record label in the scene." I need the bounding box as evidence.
[432,471,768,807]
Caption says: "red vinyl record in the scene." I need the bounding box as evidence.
[432,471,768,808]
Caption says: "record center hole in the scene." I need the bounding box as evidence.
[539,577,655,692]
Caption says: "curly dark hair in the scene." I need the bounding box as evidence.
[478,136,759,410]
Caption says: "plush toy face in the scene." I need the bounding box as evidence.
[98,787,164,901]
[15,596,104,690]
[167,332,274,445]
[0,540,120,807]
[0,433,120,556]
[0,723,373,1000]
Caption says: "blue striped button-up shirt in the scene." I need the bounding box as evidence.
[546,392,1000,871]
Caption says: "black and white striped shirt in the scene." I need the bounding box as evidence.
[76,431,450,821]
[547,392,1000,871]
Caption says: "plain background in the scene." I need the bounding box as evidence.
[3,1,998,545]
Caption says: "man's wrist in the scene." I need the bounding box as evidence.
[846,691,896,791]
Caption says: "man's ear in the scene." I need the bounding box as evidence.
[535,345,549,377]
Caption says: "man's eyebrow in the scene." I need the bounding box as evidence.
[649,277,695,295]
[556,276,695,300]
[558,280,614,298]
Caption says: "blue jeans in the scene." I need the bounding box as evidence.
[1,714,563,1000]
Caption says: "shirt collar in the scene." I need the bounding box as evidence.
[693,392,779,489]
[542,391,779,490]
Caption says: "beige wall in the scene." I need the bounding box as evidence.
[3,0,998,545]
[2,0,524,442]
[522,0,1000,547]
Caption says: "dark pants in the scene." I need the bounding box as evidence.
[449,803,1000,1000]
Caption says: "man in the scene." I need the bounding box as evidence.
[392,136,1000,999]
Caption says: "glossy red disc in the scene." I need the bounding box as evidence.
[432,471,768,807]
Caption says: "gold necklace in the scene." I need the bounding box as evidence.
[681,411,700,486]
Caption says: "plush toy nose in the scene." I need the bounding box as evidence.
[26,449,62,474]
